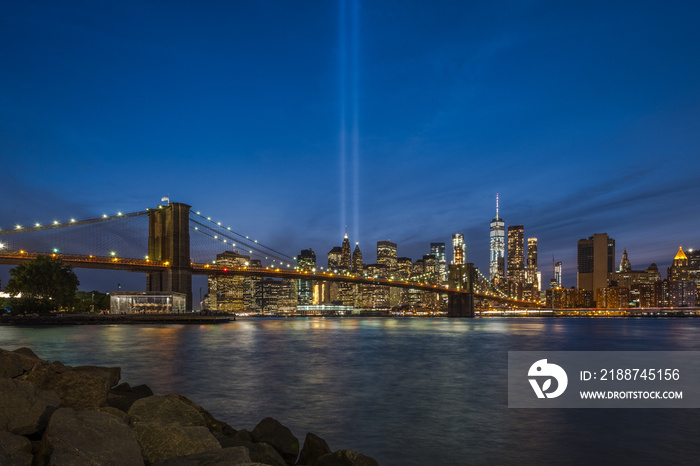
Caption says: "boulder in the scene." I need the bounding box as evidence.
[313,450,379,466]
[213,434,286,466]
[251,417,299,466]
[35,407,143,466]
[152,446,251,465]
[20,362,120,409]
[165,394,236,435]
[248,442,287,466]
[12,347,39,359]
[0,348,42,378]
[0,431,33,466]
[236,429,253,443]
[107,383,154,412]
[128,395,207,427]
[0,377,60,435]
[132,422,221,464]
[297,433,331,466]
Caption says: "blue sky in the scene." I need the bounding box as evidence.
[1,0,699,290]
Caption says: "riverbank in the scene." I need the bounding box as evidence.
[0,346,378,465]
[0,313,233,326]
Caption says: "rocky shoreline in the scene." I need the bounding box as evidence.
[0,347,378,465]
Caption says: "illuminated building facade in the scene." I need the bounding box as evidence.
[431,242,447,283]
[327,247,343,271]
[377,241,398,276]
[352,243,363,273]
[452,234,465,265]
[340,233,352,269]
[526,237,538,289]
[507,225,525,287]
[554,261,562,287]
[489,195,505,286]
[297,249,316,306]
[208,251,258,313]
[668,246,690,281]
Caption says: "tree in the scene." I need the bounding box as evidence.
[6,255,80,313]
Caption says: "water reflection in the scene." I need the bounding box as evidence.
[2,317,700,465]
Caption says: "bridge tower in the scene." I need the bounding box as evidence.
[447,263,476,317]
[146,202,192,309]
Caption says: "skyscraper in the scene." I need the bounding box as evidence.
[554,261,562,287]
[352,242,363,273]
[577,233,615,298]
[340,233,352,269]
[452,234,465,265]
[527,237,538,289]
[431,242,447,283]
[489,195,505,286]
[507,225,525,285]
[377,241,398,274]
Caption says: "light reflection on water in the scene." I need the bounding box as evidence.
[1,317,700,465]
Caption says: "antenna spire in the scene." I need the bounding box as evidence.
[496,193,500,219]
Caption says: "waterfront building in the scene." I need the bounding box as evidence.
[208,251,258,313]
[256,278,296,314]
[297,249,316,306]
[363,263,389,309]
[489,195,505,287]
[110,291,187,314]
[577,233,615,304]
[669,280,696,307]
[352,243,363,273]
[687,248,700,284]
[452,234,465,265]
[431,242,447,283]
[377,241,398,275]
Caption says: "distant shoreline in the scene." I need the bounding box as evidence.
[0,314,234,325]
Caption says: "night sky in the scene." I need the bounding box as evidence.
[1,1,699,292]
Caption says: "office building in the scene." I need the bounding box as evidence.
[489,195,505,286]
[377,241,398,275]
[577,233,615,301]
[526,237,538,289]
[452,234,465,265]
[431,242,447,283]
[507,225,525,285]
[352,243,363,273]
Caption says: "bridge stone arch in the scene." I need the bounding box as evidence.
[146,202,192,309]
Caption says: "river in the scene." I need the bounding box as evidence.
[1,317,699,465]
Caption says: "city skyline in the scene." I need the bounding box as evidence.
[1,1,699,291]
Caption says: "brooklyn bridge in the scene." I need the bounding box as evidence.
[0,201,543,316]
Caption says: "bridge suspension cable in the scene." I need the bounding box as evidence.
[189,211,296,268]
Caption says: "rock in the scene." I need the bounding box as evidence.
[35,407,143,466]
[132,422,221,464]
[152,446,252,465]
[248,442,287,466]
[94,406,130,423]
[0,377,60,435]
[0,431,33,466]
[251,417,299,466]
[12,347,40,359]
[107,383,154,412]
[213,434,286,466]
[313,450,379,466]
[165,393,236,435]
[20,362,119,409]
[0,348,42,378]
[298,433,331,466]
[236,429,253,443]
[128,395,208,427]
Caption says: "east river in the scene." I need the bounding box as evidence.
[2,317,700,465]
